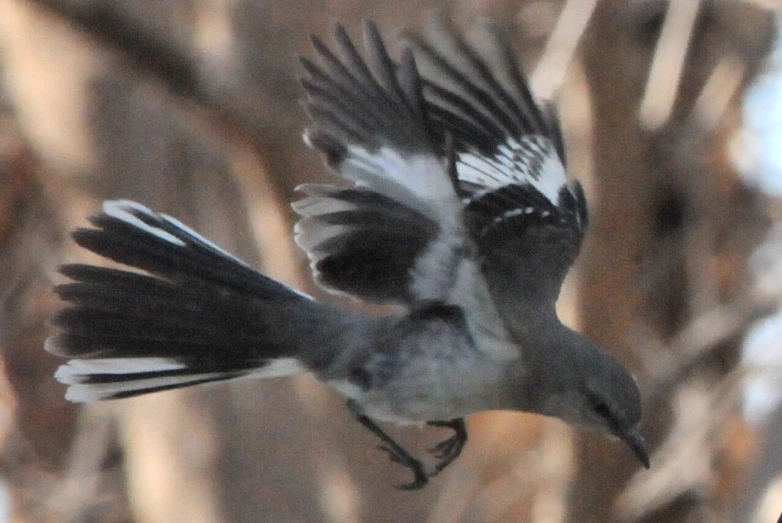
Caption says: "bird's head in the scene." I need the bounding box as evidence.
[538,335,650,469]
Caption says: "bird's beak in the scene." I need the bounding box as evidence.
[618,426,650,469]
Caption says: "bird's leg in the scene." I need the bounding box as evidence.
[346,400,429,490]
[427,418,467,476]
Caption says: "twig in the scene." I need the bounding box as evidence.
[530,0,598,100]
[639,0,702,130]
[691,52,747,132]
[24,0,201,101]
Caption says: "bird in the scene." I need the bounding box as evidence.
[45,16,649,490]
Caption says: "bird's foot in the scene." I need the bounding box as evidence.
[377,444,429,490]
[427,418,467,477]
[347,400,430,489]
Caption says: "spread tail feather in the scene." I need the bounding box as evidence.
[46,200,324,402]
[52,357,303,402]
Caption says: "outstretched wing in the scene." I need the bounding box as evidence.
[407,17,588,304]
[298,21,464,304]
[299,17,587,309]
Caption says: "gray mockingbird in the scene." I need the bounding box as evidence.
[46,17,650,489]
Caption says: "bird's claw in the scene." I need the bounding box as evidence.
[348,402,464,489]
[376,446,429,489]
[427,419,467,477]
[377,445,404,465]
[395,464,429,490]
[428,434,460,460]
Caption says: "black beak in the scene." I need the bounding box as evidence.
[618,427,650,469]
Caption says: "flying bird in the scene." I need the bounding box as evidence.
[46,17,649,489]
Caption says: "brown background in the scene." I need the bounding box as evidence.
[0,0,779,521]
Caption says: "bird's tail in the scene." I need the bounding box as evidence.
[46,200,332,402]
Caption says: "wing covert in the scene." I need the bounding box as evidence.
[298,16,590,308]
[298,21,462,304]
[407,16,589,302]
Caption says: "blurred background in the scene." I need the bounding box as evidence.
[0,0,781,521]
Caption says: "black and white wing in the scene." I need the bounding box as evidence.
[297,21,462,304]
[298,18,587,311]
[407,17,588,305]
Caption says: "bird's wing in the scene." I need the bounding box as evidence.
[299,18,586,312]
[407,17,588,304]
[298,21,465,304]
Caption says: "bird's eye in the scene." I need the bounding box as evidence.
[592,398,612,419]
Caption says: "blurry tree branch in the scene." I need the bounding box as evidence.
[25,0,201,101]
[639,0,701,130]
[644,293,778,410]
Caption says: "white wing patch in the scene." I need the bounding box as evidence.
[341,146,456,218]
[291,187,357,218]
[456,135,566,204]
[291,190,357,256]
